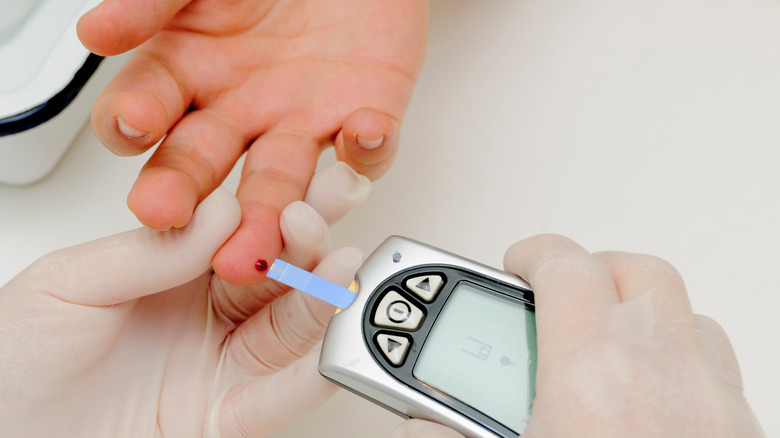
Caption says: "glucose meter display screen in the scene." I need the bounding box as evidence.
[413,281,537,433]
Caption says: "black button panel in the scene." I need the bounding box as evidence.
[365,269,449,367]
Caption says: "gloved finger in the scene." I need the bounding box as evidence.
[211,132,320,285]
[77,0,191,56]
[126,109,248,230]
[694,315,767,437]
[334,107,401,181]
[211,161,370,324]
[7,187,240,307]
[594,251,692,313]
[278,202,334,268]
[390,419,466,438]
[226,247,363,376]
[694,314,744,389]
[216,346,338,438]
[503,234,619,349]
[593,251,696,348]
[304,161,371,225]
[212,201,332,325]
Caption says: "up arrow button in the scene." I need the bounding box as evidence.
[406,274,444,302]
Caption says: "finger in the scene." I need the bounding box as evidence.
[77,0,191,56]
[594,251,691,310]
[211,161,370,322]
[390,419,466,438]
[212,201,333,325]
[304,161,371,225]
[10,187,240,306]
[217,346,338,438]
[212,132,320,285]
[694,314,743,389]
[503,234,619,343]
[226,247,363,376]
[127,109,247,230]
[279,202,334,268]
[693,315,766,436]
[334,107,400,181]
[90,52,193,156]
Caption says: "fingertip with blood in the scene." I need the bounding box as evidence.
[212,211,284,286]
[254,259,269,272]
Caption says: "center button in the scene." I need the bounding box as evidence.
[387,300,412,323]
[373,290,424,330]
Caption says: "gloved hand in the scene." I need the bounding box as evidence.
[392,234,765,438]
[0,161,370,438]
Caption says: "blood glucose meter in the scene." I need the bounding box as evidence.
[270,236,537,437]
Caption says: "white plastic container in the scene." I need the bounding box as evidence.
[0,0,127,185]
[0,0,43,42]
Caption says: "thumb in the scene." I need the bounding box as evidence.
[390,419,466,438]
[6,187,240,306]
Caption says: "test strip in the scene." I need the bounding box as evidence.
[267,259,357,309]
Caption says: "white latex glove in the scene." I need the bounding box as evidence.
[392,234,765,438]
[0,161,370,438]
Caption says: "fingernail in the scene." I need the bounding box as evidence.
[356,134,384,150]
[117,116,150,140]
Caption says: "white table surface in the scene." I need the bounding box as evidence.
[1,0,778,436]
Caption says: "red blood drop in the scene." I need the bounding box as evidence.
[255,259,268,272]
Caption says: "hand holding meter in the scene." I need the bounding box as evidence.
[269,236,536,438]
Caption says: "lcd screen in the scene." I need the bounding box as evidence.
[413,281,537,433]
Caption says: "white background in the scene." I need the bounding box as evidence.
[1,0,777,436]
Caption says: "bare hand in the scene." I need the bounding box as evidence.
[77,0,427,285]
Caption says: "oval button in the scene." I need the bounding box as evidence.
[373,290,424,330]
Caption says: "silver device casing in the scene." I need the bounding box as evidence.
[318,236,532,438]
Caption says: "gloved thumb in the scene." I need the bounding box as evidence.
[4,187,240,306]
[390,419,466,438]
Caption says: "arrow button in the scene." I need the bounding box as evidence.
[387,338,402,352]
[406,274,444,302]
[376,334,411,366]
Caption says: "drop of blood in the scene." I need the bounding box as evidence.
[255,259,269,272]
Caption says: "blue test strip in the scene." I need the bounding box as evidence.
[267,259,357,309]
